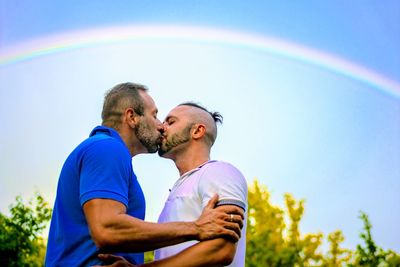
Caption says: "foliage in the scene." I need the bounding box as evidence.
[0,192,52,267]
[2,181,399,267]
[349,212,400,267]
[246,179,399,267]
[322,230,352,266]
[246,180,326,266]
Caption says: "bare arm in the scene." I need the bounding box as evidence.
[83,196,244,253]
[95,238,235,267]
[142,238,236,267]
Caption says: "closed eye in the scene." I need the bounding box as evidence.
[164,115,177,126]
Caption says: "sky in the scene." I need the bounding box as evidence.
[0,0,399,252]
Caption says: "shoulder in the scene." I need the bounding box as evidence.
[202,161,246,182]
[75,133,118,151]
[73,134,131,167]
[197,160,248,210]
[199,161,247,190]
[87,135,128,154]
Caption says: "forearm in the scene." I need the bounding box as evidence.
[84,197,243,254]
[84,199,199,252]
[95,214,198,252]
[139,238,237,267]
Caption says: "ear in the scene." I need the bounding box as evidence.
[124,108,140,128]
[192,124,206,140]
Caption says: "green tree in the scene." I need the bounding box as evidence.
[246,179,327,266]
[322,230,351,267]
[0,192,52,267]
[246,180,350,267]
[349,212,400,267]
[246,179,285,266]
[246,179,400,267]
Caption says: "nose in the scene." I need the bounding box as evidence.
[157,120,165,133]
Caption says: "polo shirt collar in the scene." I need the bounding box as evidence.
[89,125,125,145]
[179,160,217,179]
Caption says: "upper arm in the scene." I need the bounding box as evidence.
[79,140,132,245]
[79,140,131,208]
[83,198,127,247]
[198,162,248,211]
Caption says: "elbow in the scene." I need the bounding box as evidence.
[212,242,236,266]
[218,250,235,266]
[92,233,109,250]
[92,236,109,250]
[90,229,117,251]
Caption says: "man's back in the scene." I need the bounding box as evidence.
[45,126,146,266]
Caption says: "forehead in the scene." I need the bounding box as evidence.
[139,90,157,112]
[166,105,191,119]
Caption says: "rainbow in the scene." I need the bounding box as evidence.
[1,25,399,99]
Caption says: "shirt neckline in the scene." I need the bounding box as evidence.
[170,160,217,192]
[179,160,217,179]
[89,125,125,145]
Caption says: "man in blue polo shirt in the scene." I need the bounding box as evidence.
[45,83,244,267]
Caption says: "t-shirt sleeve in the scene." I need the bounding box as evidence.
[198,162,248,211]
[79,139,130,207]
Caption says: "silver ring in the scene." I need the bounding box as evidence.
[230,214,234,222]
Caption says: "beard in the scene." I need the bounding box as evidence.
[158,124,193,157]
[135,120,161,153]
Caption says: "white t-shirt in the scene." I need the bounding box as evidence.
[155,160,248,266]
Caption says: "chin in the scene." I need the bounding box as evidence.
[147,148,158,154]
[144,144,159,154]
[158,149,170,158]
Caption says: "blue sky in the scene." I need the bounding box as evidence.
[0,0,399,252]
[1,0,399,79]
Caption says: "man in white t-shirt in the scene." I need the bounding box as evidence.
[98,102,247,266]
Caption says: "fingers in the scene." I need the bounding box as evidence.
[205,194,219,209]
[98,254,126,264]
[227,221,242,237]
[225,213,243,229]
[196,200,245,242]
[221,222,241,242]
[215,205,244,219]
[98,253,124,260]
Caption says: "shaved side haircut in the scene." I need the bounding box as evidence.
[178,102,223,124]
[178,102,223,146]
[102,82,148,130]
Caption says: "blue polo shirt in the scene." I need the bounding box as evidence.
[45,126,145,266]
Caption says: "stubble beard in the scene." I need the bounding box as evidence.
[158,124,193,157]
[135,120,161,153]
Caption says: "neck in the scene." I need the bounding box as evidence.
[173,144,211,176]
[118,127,146,157]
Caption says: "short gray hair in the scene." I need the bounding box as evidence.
[101,82,148,129]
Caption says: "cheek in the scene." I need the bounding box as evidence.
[145,118,156,128]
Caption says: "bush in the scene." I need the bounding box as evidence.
[0,193,52,267]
